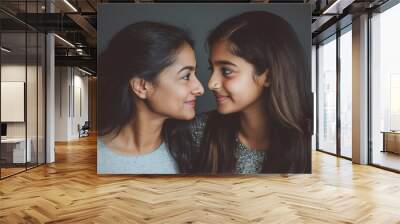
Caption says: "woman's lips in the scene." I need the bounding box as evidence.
[185,100,196,107]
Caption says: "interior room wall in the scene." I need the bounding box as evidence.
[55,66,69,141]
[88,77,97,132]
[1,63,44,165]
[71,72,89,138]
[1,64,40,139]
[55,66,89,141]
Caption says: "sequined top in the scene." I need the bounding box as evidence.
[191,113,266,174]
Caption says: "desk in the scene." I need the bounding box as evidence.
[381,131,400,154]
[1,138,31,163]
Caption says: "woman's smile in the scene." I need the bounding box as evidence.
[184,100,197,108]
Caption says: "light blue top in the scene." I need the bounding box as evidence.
[97,139,179,174]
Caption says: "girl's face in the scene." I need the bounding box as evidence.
[146,42,204,120]
[208,40,268,114]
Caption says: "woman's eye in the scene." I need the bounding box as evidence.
[221,67,232,76]
[208,66,214,72]
[182,73,191,80]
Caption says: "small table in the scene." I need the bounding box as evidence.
[1,138,31,163]
[381,131,400,154]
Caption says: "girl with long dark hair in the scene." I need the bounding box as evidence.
[193,11,312,174]
[98,22,204,174]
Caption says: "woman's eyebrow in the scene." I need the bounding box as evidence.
[178,66,195,73]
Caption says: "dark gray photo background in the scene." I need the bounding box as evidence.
[98,3,311,113]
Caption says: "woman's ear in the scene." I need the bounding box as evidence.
[256,69,271,88]
[129,77,153,99]
[263,69,271,87]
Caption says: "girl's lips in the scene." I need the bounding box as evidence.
[215,95,229,103]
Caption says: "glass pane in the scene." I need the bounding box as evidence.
[38,33,45,165]
[27,31,38,169]
[318,37,337,154]
[1,31,27,178]
[312,45,317,150]
[340,29,352,158]
[371,3,400,171]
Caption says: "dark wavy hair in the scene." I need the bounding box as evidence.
[197,11,313,173]
[98,21,195,172]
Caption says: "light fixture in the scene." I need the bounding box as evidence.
[322,0,342,15]
[63,0,78,12]
[54,34,75,48]
[322,0,354,15]
[1,47,11,53]
[78,67,93,76]
[76,48,85,55]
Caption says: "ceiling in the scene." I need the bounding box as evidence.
[0,0,390,75]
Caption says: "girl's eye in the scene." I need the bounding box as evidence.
[182,73,191,80]
[221,67,232,76]
[208,66,214,74]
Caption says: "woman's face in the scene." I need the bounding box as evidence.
[146,42,204,120]
[208,40,268,114]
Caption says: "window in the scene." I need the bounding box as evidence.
[318,36,337,154]
[370,2,400,171]
[340,28,352,158]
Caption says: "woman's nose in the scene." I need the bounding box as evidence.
[192,75,205,96]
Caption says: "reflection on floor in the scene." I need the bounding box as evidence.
[341,147,352,158]
[373,150,400,171]
[0,167,25,178]
[0,162,41,178]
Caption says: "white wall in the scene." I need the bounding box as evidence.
[1,65,40,137]
[55,67,69,141]
[55,67,89,141]
[1,63,45,164]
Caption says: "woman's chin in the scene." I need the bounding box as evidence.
[174,111,195,120]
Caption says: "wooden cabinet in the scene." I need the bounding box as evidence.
[382,132,400,154]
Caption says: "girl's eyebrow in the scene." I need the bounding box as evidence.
[209,59,238,67]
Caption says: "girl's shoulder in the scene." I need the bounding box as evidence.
[190,111,219,144]
[192,112,208,126]
[191,110,220,131]
[191,112,209,135]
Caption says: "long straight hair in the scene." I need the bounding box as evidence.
[197,11,313,173]
[98,22,195,172]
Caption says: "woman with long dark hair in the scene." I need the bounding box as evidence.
[193,11,312,174]
[98,21,204,174]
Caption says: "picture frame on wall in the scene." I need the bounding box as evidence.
[97,3,312,175]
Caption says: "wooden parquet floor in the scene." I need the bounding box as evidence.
[1,135,400,223]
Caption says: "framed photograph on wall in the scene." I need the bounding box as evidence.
[1,81,25,122]
[97,3,312,174]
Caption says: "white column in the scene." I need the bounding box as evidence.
[352,14,369,164]
[46,0,55,163]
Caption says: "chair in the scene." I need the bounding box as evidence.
[78,121,90,138]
